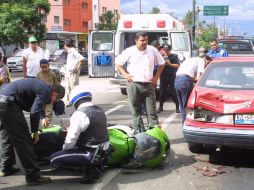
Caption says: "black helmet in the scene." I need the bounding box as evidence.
[53,100,65,115]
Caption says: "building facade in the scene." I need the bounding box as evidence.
[91,0,120,30]
[45,0,120,52]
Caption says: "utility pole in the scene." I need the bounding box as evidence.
[196,6,200,44]
[192,0,196,46]
[139,0,142,14]
[224,18,226,35]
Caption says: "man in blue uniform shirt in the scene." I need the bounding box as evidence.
[207,39,228,59]
[0,79,65,185]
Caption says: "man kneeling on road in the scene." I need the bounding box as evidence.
[50,85,110,184]
[0,79,65,185]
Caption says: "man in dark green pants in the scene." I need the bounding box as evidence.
[116,32,165,133]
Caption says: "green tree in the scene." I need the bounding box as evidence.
[182,9,219,50]
[98,10,119,30]
[183,10,193,30]
[197,24,218,49]
[0,0,50,45]
[150,7,160,14]
[167,12,177,19]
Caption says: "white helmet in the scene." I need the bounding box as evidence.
[70,85,92,106]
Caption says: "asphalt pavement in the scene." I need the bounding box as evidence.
[2,74,254,190]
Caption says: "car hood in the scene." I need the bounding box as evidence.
[194,86,254,114]
[7,56,22,62]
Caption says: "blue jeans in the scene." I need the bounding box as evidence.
[174,75,193,124]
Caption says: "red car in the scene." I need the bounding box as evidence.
[183,57,254,153]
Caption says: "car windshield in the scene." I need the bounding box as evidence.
[218,40,253,54]
[199,62,254,90]
[53,50,65,56]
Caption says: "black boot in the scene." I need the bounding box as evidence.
[81,165,100,184]
[157,105,163,113]
[0,167,21,177]
[175,104,180,113]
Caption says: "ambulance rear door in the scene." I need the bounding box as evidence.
[88,31,115,77]
[169,31,192,62]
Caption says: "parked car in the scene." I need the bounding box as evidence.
[217,39,254,56]
[49,49,67,65]
[183,57,254,154]
[49,49,88,75]
[218,35,245,40]
[7,49,24,72]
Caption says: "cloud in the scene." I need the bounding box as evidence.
[229,1,254,20]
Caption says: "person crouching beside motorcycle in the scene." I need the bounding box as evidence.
[37,59,61,127]
[50,85,110,184]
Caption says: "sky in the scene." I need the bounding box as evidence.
[120,0,254,37]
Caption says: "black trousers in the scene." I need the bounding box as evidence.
[0,103,40,182]
[159,75,179,108]
[0,123,16,169]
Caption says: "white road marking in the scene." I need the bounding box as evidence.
[105,104,125,115]
[113,99,129,104]
[91,169,122,190]
[161,113,179,130]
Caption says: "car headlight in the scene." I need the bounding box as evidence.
[186,108,234,124]
[17,60,23,66]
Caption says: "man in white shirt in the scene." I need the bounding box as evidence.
[64,40,84,106]
[115,32,165,133]
[174,48,211,124]
[22,36,49,78]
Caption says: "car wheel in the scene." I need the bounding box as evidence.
[120,88,127,95]
[203,144,216,154]
[188,143,204,154]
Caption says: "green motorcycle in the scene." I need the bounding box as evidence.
[34,125,170,168]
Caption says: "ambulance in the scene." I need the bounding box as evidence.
[88,14,193,95]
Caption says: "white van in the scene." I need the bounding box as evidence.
[88,14,193,94]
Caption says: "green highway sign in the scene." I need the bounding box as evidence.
[203,6,229,16]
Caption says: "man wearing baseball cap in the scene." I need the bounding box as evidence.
[22,36,49,78]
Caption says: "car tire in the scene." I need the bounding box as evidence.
[120,88,127,95]
[188,143,204,154]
